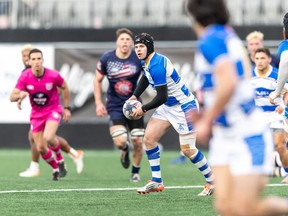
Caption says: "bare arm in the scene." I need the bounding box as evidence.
[275,50,288,94]
[10,88,22,102]
[10,88,28,110]
[93,71,107,117]
[60,81,71,122]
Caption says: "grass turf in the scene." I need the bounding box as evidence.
[0,149,286,216]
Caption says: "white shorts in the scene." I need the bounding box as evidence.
[151,98,198,135]
[262,111,284,130]
[209,110,274,176]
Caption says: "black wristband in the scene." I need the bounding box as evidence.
[64,106,71,111]
[141,106,147,113]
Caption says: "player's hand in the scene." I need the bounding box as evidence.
[62,109,71,122]
[17,91,28,110]
[275,104,285,115]
[95,103,107,117]
[186,109,203,124]
[132,102,144,117]
[193,117,212,147]
[269,91,281,105]
[126,95,137,102]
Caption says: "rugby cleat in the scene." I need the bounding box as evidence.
[58,162,67,177]
[198,183,215,196]
[120,146,130,169]
[137,180,164,194]
[281,176,288,184]
[72,150,84,174]
[19,168,40,177]
[52,171,59,181]
[130,173,141,183]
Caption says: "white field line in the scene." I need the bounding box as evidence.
[0,184,287,194]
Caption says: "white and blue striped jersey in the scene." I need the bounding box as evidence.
[141,52,195,106]
[278,40,288,57]
[251,65,279,112]
[250,66,280,111]
[250,66,284,127]
[194,24,255,127]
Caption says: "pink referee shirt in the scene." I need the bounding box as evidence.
[15,67,64,119]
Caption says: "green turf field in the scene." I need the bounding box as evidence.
[0,149,287,216]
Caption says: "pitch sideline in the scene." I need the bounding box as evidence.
[0,184,287,194]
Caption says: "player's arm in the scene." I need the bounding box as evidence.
[10,88,22,102]
[203,58,237,124]
[132,74,150,99]
[10,88,28,102]
[275,50,288,95]
[141,84,168,112]
[10,88,28,110]
[60,80,71,121]
[93,70,105,105]
[93,70,107,117]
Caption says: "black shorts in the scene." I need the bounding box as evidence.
[109,117,144,131]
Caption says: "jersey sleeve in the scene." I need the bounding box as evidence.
[199,36,228,65]
[278,41,288,57]
[15,73,26,90]
[96,53,108,75]
[55,72,64,87]
[150,58,167,86]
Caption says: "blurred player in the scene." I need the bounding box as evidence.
[246,31,280,68]
[269,12,288,184]
[186,0,288,215]
[130,33,214,196]
[94,28,144,182]
[19,44,84,177]
[251,47,287,179]
[11,48,69,180]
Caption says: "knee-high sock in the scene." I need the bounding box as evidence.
[49,143,63,162]
[190,150,214,184]
[41,149,58,170]
[146,145,161,183]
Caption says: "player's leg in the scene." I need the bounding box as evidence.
[179,132,214,196]
[31,117,59,180]
[32,130,60,180]
[44,120,67,177]
[232,174,288,215]
[276,127,288,182]
[137,117,170,194]
[19,129,40,177]
[128,118,144,182]
[57,135,84,174]
[212,165,233,215]
[168,100,214,195]
[110,122,130,169]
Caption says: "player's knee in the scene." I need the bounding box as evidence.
[131,128,145,140]
[111,128,128,147]
[275,141,286,153]
[43,134,55,144]
[179,133,197,157]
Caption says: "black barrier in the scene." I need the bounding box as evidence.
[0,26,283,43]
[0,123,182,150]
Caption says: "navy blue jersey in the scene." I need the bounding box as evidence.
[96,50,142,113]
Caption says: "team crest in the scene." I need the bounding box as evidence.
[27,85,34,90]
[46,83,53,90]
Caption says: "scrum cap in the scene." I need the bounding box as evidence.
[134,33,154,59]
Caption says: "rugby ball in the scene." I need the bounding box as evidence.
[123,100,142,120]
